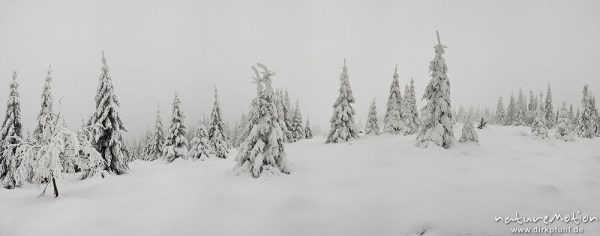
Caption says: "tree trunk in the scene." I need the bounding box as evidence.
[52,177,59,198]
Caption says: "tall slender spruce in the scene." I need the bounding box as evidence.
[326,60,359,143]
[415,31,454,149]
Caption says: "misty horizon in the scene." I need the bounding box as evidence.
[1,0,599,138]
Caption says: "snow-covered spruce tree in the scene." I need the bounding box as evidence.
[458,116,478,143]
[283,90,295,142]
[188,124,211,160]
[515,89,527,126]
[401,78,419,135]
[365,98,380,135]
[274,90,291,143]
[0,71,24,188]
[591,95,600,137]
[555,102,574,141]
[164,92,188,162]
[17,110,105,197]
[495,97,505,125]
[147,105,165,160]
[568,104,575,129]
[235,63,290,178]
[531,94,548,138]
[526,91,536,125]
[326,60,359,143]
[505,93,516,125]
[577,85,596,138]
[544,84,555,128]
[208,87,229,159]
[383,66,404,134]
[304,117,313,139]
[87,52,129,174]
[34,66,55,144]
[415,31,454,149]
[290,101,306,140]
[141,127,153,160]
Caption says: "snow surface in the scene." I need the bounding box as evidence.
[1,125,600,236]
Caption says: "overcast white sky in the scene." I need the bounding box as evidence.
[0,0,599,138]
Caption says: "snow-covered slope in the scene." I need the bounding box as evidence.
[1,125,599,236]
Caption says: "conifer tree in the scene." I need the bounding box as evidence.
[235,63,290,177]
[283,90,294,141]
[274,90,291,142]
[516,89,526,125]
[148,105,165,160]
[401,79,419,135]
[164,92,188,162]
[531,94,548,138]
[555,102,574,141]
[495,97,505,125]
[304,117,313,139]
[527,91,536,125]
[383,66,404,134]
[545,84,555,128]
[458,116,478,143]
[290,101,305,141]
[568,103,575,129]
[34,66,55,144]
[415,31,454,149]
[326,60,359,143]
[577,85,596,138]
[505,93,516,125]
[365,98,380,135]
[87,52,129,174]
[208,87,229,158]
[188,124,211,160]
[0,71,23,188]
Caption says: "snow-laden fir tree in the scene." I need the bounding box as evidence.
[401,78,419,135]
[415,31,454,149]
[555,102,574,141]
[34,66,55,144]
[577,85,596,138]
[147,105,165,160]
[87,52,129,174]
[544,84,555,128]
[495,97,505,125]
[16,109,105,197]
[365,98,380,135]
[526,91,536,125]
[164,92,188,162]
[458,116,478,143]
[326,60,359,143]
[0,71,23,188]
[505,93,516,125]
[531,94,548,138]
[304,117,313,139]
[208,87,229,159]
[283,90,294,142]
[188,124,211,160]
[568,104,575,128]
[274,90,290,143]
[590,95,600,137]
[290,101,306,141]
[383,66,404,134]
[141,127,153,160]
[515,89,527,125]
[235,63,290,178]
